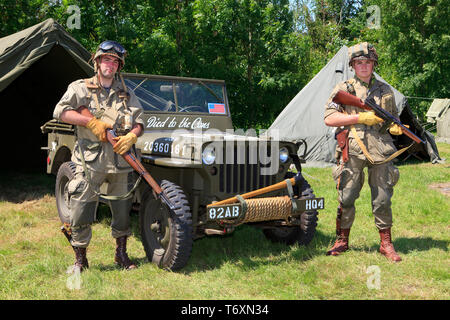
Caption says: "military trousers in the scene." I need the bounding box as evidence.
[67,165,134,248]
[332,156,400,230]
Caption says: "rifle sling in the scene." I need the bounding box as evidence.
[350,125,413,165]
[77,142,142,201]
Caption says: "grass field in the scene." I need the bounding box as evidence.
[0,143,448,300]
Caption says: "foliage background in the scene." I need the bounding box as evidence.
[0,0,448,127]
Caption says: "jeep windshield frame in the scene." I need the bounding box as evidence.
[122,73,229,115]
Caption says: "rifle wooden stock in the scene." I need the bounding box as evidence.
[333,90,371,111]
[105,130,164,195]
[333,90,424,144]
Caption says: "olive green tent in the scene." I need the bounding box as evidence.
[0,18,93,170]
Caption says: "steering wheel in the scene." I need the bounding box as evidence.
[178,105,205,113]
[163,101,176,112]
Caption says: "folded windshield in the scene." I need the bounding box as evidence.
[124,77,227,114]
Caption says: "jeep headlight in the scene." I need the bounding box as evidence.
[279,147,289,163]
[202,144,216,165]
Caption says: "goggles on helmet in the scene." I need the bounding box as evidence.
[98,40,127,58]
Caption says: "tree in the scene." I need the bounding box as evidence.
[348,0,449,120]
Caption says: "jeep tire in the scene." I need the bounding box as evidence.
[55,161,77,224]
[139,180,193,271]
[262,172,318,245]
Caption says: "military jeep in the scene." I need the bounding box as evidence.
[41,73,322,271]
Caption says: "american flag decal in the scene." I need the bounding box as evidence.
[208,103,226,114]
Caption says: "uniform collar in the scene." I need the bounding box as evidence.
[94,73,122,94]
[354,75,377,89]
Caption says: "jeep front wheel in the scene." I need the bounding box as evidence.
[263,173,318,246]
[55,161,76,224]
[139,180,193,271]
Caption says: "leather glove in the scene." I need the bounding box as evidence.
[113,132,138,155]
[357,111,384,126]
[389,124,409,135]
[86,117,112,142]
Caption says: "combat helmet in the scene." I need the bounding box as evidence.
[348,42,378,67]
[92,40,127,72]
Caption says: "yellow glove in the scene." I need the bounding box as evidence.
[389,124,409,135]
[86,117,112,142]
[357,111,384,126]
[113,132,138,155]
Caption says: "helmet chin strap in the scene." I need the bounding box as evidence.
[94,56,124,87]
[92,52,124,75]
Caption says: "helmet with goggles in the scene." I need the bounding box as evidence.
[348,42,378,67]
[92,40,127,71]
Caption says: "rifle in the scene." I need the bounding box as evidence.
[333,90,425,144]
[77,106,175,211]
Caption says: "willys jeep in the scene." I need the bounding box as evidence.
[41,73,323,271]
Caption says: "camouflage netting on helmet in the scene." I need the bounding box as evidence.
[348,42,378,66]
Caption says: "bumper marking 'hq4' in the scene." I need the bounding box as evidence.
[207,198,324,221]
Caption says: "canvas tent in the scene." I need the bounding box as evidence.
[426,99,450,144]
[0,18,93,170]
[268,46,442,166]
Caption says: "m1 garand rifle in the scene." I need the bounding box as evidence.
[332,90,425,145]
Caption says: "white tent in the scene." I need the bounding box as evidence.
[427,99,450,143]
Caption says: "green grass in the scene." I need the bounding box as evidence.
[0,143,449,300]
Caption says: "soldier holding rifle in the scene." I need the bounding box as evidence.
[53,41,144,272]
[323,42,405,262]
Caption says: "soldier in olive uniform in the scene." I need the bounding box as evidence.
[324,42,404,262]
[54,41,144,271]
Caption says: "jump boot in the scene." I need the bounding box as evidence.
[327,205,350,256]
[115,236,137,270]
[70,247,89,273]
[327,228,350,256]
[379,228,402,262]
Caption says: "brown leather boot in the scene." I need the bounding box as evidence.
[115,236,137,270]
[379,228,402,262]
[70,247,88,273]
[327,228,350,256]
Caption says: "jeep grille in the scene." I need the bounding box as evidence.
[218,145,278,194]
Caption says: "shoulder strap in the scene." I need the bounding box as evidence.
[118,74,131,110]
[84,78,102,115]
[345,79,356,95]
[84,77,99,90]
